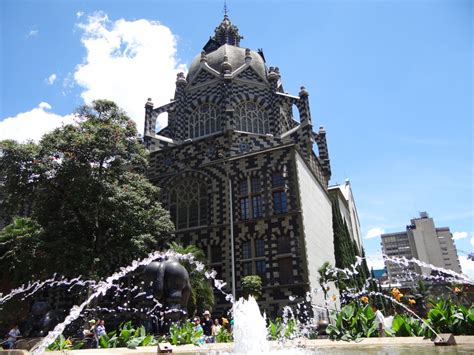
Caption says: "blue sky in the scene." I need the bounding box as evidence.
[1,0,472,277]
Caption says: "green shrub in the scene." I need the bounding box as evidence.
[168,321,203,346]
[427,298,474,336]
[267,318,298,340]
[242,275,262,300]
[46,334,84,351]
[390,314,426,337]
[98,321,157,349]
[215,327,233,343]
[326,302,377,341]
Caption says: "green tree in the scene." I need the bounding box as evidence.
[331,196,358,292]
[317,261,333,301]
[167,242,215,317]
[0,217,43,283]
[0,100,174,283]
[241,275,262,300]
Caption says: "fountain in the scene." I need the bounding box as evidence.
[1,251,473,354]
[233,296,270,353]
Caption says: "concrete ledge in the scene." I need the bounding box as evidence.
[3,336,473,354]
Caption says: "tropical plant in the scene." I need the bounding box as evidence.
[390,314,426,337]
[215,327,233,343]
[326,301,377,341]
[46,334,84,351]
[410,280,432,317]
[241,275,262,300]
[266,318,298,340]
[168,321,203,346]
[267,318,283,340]
[427,298,474,336]
[317,261,333,301]
[98,321,157,349]
[167,242,215,316]
[283,318,298,339]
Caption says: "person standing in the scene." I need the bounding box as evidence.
[372,305,385,337]
[202,310,213,343]
[94,319,106,347]
[193,317,205,345]
[4,325,21,349]
[83,320,96,348]
[211,318,222,338]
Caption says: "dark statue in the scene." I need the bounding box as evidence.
[143,256,191,332]
[22,301,63,337]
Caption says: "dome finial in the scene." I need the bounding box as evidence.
[212,5,243,47]
[224,0,228,17]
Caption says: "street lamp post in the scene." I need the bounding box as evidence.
[221,155,236,302]
[229,174,236,301]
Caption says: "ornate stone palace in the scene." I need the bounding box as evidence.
[143,15,338,315]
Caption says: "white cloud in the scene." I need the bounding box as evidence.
[46,73,57,85]
[366,253,386,270]
[364,227,385,239]
[453,231,468,240]
[0,103,75,142]
[459,255,474,280]
[1,12,183,142]
[26,29,38,38]
[74,12,185,133]
[471,237,474,247]
[76,11,84,18]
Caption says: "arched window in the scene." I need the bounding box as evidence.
[169,178,208,229]
[235,102,269,134]
[189,103,220,138]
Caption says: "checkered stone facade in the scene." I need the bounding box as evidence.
[142,15,336,316]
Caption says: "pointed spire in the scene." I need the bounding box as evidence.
[224,0,228,17]
[212,5,243,47]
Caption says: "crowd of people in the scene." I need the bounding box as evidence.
[1,311,234,349]
[193,310,232,344]
[82,318,106,348]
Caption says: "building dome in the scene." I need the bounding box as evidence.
[188,44,267,80]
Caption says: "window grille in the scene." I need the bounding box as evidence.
[235,101,269,134]
[189,103,220,138]
[169,178,208,229]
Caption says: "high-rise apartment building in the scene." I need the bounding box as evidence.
[381,212,462,284]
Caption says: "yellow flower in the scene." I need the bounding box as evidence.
[408,299,416,305]
[360,296,369,304]
[391,288,400,297]
[394,293,403,302]
[454,287,461,294]
[331,294,337,301]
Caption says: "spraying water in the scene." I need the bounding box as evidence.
[233,296,270,354]
[29,249,232,354]
[2,250,470,353]
[0,275,96,306]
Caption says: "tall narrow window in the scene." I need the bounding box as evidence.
[240,239,266,281]
[277,236,291,254]
[278,257,293,284]
[189,103,220,139]
[235,102,269,134]
[272,172,287,214]
[239,176,263,220]
[168,178,208,230]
